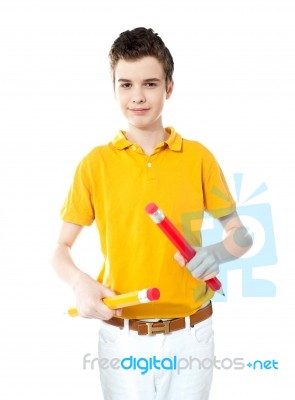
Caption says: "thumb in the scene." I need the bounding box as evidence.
[100,285,118,299]
[174,251,186,266]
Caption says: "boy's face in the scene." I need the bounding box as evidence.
[114,56,173,131]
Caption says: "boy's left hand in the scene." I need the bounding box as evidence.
[174,212,254,282]
[174,247,219,281]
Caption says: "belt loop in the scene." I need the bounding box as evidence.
[122,318,132,338]
[123,318,130,336]
[116,318,129,339]
[185,316,191,334]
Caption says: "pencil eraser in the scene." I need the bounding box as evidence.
[147,287,160,301]
[145,203,158,214]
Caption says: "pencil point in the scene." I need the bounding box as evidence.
[216,287,225,296]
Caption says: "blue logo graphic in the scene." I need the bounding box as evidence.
[183,173,277,301]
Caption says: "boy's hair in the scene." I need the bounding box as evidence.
[109,27,174,89]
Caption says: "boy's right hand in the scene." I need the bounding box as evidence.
[72,272,122,320]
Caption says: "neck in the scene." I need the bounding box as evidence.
[126,121,169,156]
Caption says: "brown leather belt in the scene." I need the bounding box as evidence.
[103,302,213,336]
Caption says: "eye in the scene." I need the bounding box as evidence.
[120,83,132,88]
[145,82,157,87]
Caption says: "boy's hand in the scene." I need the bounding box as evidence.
[174,216,253,282]
[173,213,254,283]
[72,272,122,319]
[174,247,219,281]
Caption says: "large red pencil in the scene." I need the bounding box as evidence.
[145,203,224,296]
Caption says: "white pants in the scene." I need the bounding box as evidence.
[98,315,214,400]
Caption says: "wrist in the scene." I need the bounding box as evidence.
[208,225,253,264]
[70,270,90,292]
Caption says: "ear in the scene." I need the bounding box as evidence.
[166,80,174,99]
[112,73,118,100]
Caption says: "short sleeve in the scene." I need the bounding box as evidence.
[60,158,95,226]
[202,151,236,218]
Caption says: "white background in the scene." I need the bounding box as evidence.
[1,0,294,399]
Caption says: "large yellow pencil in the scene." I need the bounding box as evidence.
[68,287,160,317]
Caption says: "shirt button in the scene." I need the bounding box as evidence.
[132,145,136,151]
[147,162,152,168]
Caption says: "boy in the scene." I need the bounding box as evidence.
[51,27,252,400]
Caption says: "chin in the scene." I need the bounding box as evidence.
[129,120,151,129]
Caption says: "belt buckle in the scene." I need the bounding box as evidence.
[146,320,171,336]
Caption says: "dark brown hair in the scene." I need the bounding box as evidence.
[109,27,174,89]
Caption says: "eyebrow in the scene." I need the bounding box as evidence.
[117,78,162,83]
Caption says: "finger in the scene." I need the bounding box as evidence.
[202,272,218,281]
[190,261,208,276]
[186,252,206,272]
[80,300,115,320]
[194,253,218,276]
[79,307,104,320]
[99,301,117,319]
[115,308,122,317]
[193,266,218,281]
[101,312,116,321]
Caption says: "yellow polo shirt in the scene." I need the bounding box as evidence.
[61,127,236,319]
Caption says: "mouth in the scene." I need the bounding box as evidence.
[129,108,150,114]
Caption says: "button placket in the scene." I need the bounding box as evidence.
[146,155,157,181]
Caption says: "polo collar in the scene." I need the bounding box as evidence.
[111,126,183,152]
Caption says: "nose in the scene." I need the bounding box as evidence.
[132,87,146,104]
